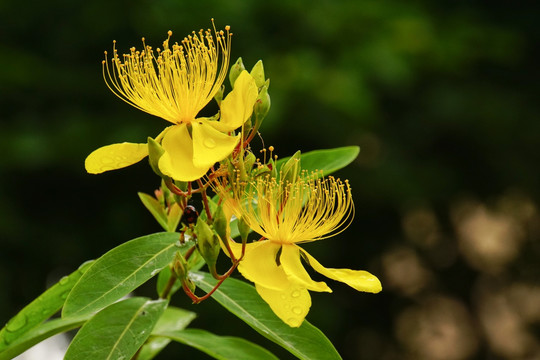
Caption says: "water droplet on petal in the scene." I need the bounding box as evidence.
[292,306,303,315]
[291,290,301,298]
[280,294,287,300]
[203,138,216,149]
[6,315,27,332]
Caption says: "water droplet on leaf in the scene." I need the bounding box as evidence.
[6,315,27,332]
[59,276,69,285]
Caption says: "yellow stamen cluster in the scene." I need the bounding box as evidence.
[103,23,231,124]
[231,173,354,244]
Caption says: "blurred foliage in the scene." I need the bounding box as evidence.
[0,0,538,359]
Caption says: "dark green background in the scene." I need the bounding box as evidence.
[1,1,539,359]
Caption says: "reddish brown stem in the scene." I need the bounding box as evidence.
[198,179,212,221]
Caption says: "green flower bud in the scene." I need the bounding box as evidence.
[244,151,257,171]
[147,137,166,178]
[250,60,266,88]
[253,81,271,130]
[173,251,189,281]
[237,216,251,244]
[212,204,229,247]
[195,218,221,273]
[214,85,225,106]
[280,150,301,185]
[229,57,246,89]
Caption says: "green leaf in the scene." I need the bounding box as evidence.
[64,297,167,360]
[192,272,342,360]
[137,307,197,360]
[138,192,169,231]
[157,328,279,360]
[0,315,90,360]
[63,232,189,318]
[276,146,360,178]
[166,203,182,232]
[0,260,93,352]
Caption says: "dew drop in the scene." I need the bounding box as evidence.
[292,306,302,315]
[6,315,27,332]
[59,276,69,285]
[280,294,287,300]
[203,138,216,149]
[291,290,301,298]
[60,291,69,300]
[150,269,160,277]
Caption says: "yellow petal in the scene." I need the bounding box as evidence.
[301,249,382,293]
[158,124,209,181]
[280,245,332,292]
[237,241,289,291]
[255,283,311,328]
[85,142,148,174]
[212,71,258,133]
[191,120,240,168]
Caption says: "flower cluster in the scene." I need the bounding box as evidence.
[85,21,381,327]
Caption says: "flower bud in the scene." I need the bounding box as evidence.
[212,204,229,247]
[195,217,221,274]
[173,251,189,281]
[147,137,166,178]
[244,150,256,171]
[250,60,266,88]
[229,57,246,89]
[237,216,251,244]
[213,85,225,106]
[253,80,271,129]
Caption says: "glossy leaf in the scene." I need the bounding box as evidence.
[157,328,279,360]
[191,271,342,360]
[0,315,90,360]
[0,260,93,352]
[276,146,360,178]
[138,192,169,231]
[166,202,182,232]
[137,307,197,360]
[64,297,167,360]
[63,232,188,318]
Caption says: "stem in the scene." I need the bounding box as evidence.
[183,260,241,304]
[198,179,212,221]
[159,265,178,299]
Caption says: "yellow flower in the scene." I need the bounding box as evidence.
[222,174,382,327]
[85,24,258,181]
